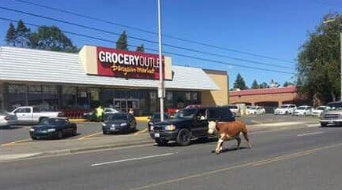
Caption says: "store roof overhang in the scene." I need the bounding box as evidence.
[0,46,219,91]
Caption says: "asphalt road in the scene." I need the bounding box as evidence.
[0,122,341,190]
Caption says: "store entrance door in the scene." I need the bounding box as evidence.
[113,99,139,113]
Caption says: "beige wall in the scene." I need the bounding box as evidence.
[201,69,228,106]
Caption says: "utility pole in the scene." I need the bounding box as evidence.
[157,0,165,121]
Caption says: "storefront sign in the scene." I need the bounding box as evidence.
[97,47,164,80]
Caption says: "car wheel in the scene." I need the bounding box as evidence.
[176,128,191,146]
[155,139,168,146]
[72,128,77,136]
[320,123,327,127]
[103,130,109,135]
[31,136,38,140]
[57,131,63,139]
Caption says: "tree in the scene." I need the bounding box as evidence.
[136,44,144,52]
[251,80,259,89]
[15,20,31,48]
[233,73,248,90]
[5,22,16,46]
[116,30,128,50]
[259,82,268,89]
[283,81,294,87]
[29,25,78,52]
[296,13,341,104]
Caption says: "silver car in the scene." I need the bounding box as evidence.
[320,109,342,127]
[0,111,18,128]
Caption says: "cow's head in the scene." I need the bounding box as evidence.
[208,121,217,134]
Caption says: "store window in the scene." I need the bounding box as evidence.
[62,86,76,108]
[8,84,27,109]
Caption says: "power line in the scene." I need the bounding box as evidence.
[0,17,295,75]
[10,0,296,64]
[0,6,294,70]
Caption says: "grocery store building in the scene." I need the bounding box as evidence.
[0,46,228,117]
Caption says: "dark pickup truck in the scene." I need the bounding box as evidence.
[149,106,235,146]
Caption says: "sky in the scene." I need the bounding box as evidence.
[0,0,341,89]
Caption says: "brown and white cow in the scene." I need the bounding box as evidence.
[208,120,252,154]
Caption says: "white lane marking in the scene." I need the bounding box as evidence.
[306,123,319,128]
[91,152,175,167]
[297,131,323,137]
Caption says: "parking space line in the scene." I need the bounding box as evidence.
[78,132,103,140]
[1,138,31,146]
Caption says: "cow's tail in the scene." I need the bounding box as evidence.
[240,121,252,148]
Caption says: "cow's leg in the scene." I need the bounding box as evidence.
[215,138,224,154]
[236,136,241,149]
[242,132,252,148]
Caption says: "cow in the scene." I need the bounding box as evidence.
[208,120,252,154]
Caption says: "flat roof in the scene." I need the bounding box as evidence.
[0,46,219,91]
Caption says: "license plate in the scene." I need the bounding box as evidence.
[154,133,160,138]
[110,127,116,130]
[328,120,334,124]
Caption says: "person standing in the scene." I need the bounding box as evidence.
[96,105,104,121]
[129,108,134,115]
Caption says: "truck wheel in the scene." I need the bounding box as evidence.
[39,117,48,123]
[176,129,191,146]
[320,122,327,127]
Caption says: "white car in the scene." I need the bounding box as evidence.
[224,104,240,117]
[292,105,312,116]
[0,111,18,128]
[274,104,297,115]
[246,106,266,115]
[312,106,331,117]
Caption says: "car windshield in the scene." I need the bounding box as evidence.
[40,118,65,125]
[108,113,127,120]
[280,105,290,108]
[317,107,326,110]
[297,107,306,110]
[174,109,196,119]
[104,108,118,113]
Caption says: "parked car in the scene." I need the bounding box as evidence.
[274,104,297,115]
[311,106,331,117]
[103,107,121,120]
[246,106,266,115]
[83,107,120,121]
[223,104,241,117]
[149,106,235,146]
[292,105,312,116]
[0,111,17,128]
[29,117,77,140]
[11,106,64,124]
[147,112,170,131]
[102,112,137,134]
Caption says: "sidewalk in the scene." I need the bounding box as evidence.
[0,120,318,161]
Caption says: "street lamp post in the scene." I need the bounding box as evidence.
[157,0,165,121]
